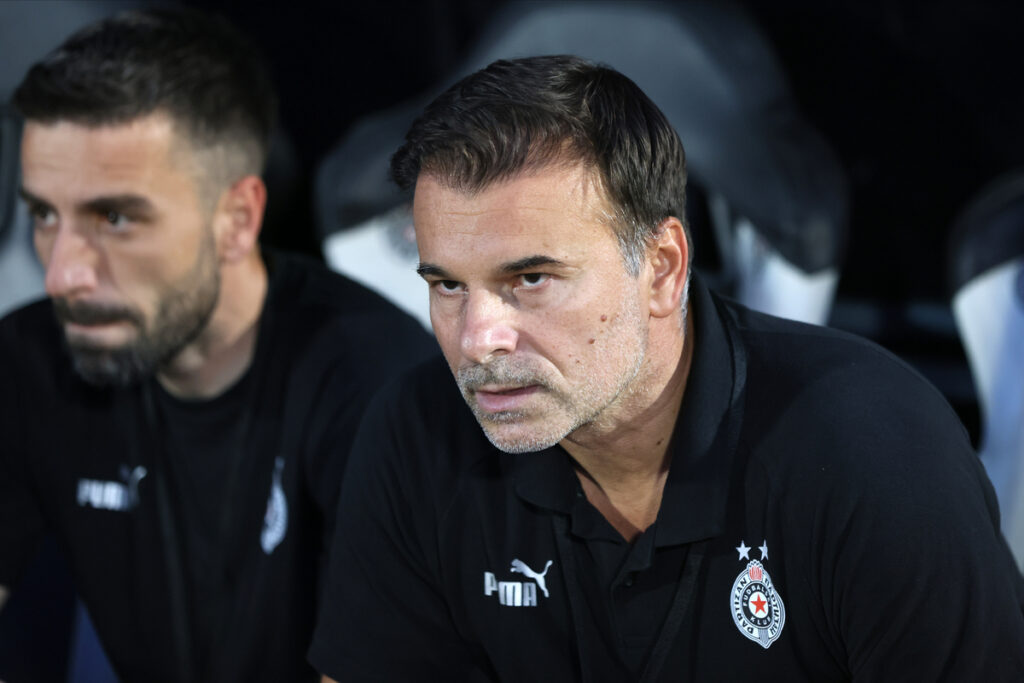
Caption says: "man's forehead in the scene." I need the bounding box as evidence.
[23,111,178,148]
[20,112,206,209]
[412,164,613,225]
[412,164,625,277]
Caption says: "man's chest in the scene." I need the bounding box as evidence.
[435,489,847,682]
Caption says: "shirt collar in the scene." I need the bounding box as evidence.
[655,274,744,545]
[510,273,746,545]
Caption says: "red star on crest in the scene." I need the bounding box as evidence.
[751,594,768,615]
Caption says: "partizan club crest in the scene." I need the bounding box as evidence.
[730,559,786,648]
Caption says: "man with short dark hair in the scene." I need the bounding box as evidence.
[0,8,433,682]
[311,55,1024,681]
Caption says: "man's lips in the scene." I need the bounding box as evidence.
[63,319,134,346]
[473,385,541,413]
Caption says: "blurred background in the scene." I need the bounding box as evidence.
[2,0,1022,680]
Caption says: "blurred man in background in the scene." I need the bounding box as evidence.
[0,8,433,681]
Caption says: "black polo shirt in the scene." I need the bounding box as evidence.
[310,274,1024,682]
[0,251,435,682]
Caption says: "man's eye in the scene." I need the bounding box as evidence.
[434,280,464,294]
[103,210,130,230]
[28,204,57,230]
[517,273,549,288]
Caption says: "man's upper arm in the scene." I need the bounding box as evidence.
[797,376,1024,679]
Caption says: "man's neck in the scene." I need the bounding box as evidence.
[157,253,268,400]
[562,308,695,541]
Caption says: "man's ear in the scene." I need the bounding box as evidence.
[647,216,689,318]
[213,175,266,263]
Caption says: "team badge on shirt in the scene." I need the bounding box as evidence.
[730,540,785,648]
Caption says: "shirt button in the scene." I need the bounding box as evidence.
[624,575,635,587]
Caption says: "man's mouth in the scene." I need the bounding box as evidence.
[63,319,136,348]
[473,385,542,413]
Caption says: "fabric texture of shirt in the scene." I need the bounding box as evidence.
[310,273,1024,682]
[0,250,436,682]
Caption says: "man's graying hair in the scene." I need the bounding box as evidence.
[12,7,276,187]
[391,55,691,276]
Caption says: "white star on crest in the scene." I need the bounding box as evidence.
[759,541,769,560]
[736,541,750,560]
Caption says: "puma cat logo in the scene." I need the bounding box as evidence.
[484,558,555,607]
[510,558,553,598]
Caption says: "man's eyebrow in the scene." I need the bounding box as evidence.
[417,255,570,280]
[18,187,49,207]
[80,194,156,216]
[416,263,450,279]
[498,255,567,274]
[18,189,157,217]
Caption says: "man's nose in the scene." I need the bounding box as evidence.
[40,226,99,299]
[460,290,519,364]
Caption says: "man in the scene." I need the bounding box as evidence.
[311,56,1024,681]
[0,8,433,682]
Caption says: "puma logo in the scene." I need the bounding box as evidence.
[77,465,147,512]
[510,559,553,598]
[484,558,555,607]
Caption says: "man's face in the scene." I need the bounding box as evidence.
[414,164,654,453]
[20,113,221,387]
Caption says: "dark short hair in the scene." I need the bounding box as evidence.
[12,6,276,181]
[391,55,689,274]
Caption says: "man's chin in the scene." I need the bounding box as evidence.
[68,345,152,388]
[476,417,567,454]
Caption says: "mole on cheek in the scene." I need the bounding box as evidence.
[588,338,595,344]
[600,314,608,322]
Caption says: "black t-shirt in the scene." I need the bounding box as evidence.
[0,250,436,682]
[310,274,1024,682]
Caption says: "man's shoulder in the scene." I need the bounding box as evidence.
[266,250,422,325]
[358,355,495,469]
[725,298,954,420]
[1,296,56,332]
[263,249,434,361]
[372,355,475,429]
[0,299,79,422]
[0,297,64,365]
[720,298,971,466]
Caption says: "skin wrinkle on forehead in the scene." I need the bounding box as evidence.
[423,163,618,238]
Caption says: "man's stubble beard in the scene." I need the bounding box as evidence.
[55,231,221,388]
[456,296,651,454]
